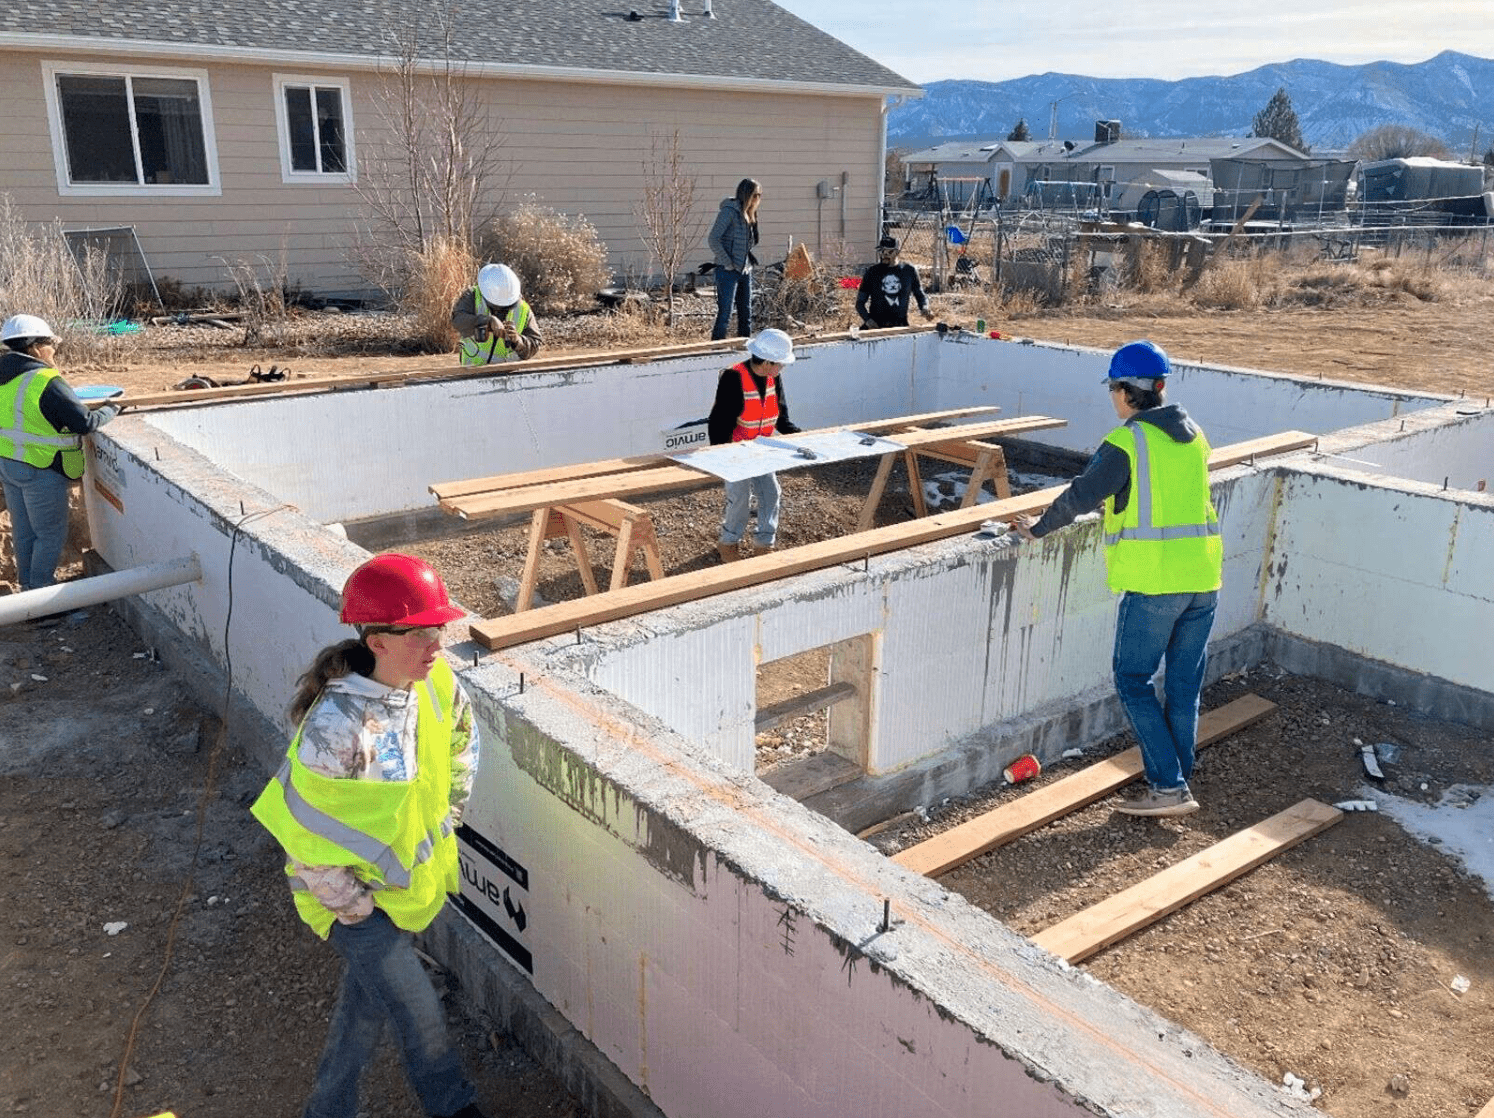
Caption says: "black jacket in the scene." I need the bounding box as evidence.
[1029,405,1204,538]
[707,364,801,445]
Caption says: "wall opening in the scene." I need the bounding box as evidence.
[755,633,876,800]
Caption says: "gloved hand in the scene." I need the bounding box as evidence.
[93,404,121,424]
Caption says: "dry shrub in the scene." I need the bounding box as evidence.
[400,237,476,353]
[479,203,611,314]
[1120,236,1174,294]
[214,243,294,347]
[1190,257,1270,310]
[0,193,125,366]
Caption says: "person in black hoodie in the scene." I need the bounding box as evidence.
[1015,341,1222,820]
[855,236,932,328]
[706,329,801,562]
[0,314,117,592]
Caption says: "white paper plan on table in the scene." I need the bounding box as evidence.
[671,431,908,483]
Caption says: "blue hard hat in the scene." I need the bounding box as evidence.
[1103,340,1170,388]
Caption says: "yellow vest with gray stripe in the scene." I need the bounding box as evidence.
[1101,419,1222,595]
[251,659,460,939]
[456,288,532,365]
[0,367,85,479]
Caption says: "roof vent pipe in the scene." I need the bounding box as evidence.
[669,0,685,20]
[702,0,715,16]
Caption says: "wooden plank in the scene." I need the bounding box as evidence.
[1208,430,1315,468]
[1476,1096,1494,1118]
[444,417,1067,521]
[891,694,1277,876]
[755,681,858,733]
[468,431,1315,650]
[759,751,862,801]
[430,407,1002,502]
[1030,799,1343,963]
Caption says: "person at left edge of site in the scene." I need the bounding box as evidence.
[707,328,801,563]
[251,553,489,1118]
[0,313,119,596]
[1013,340,1222,819]
[451,262,542,365]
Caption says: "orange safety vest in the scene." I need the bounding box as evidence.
[729,363,779,442]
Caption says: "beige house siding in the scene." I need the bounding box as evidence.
[0,45,886,298]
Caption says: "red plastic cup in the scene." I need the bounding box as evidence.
[1003,753,1041,784]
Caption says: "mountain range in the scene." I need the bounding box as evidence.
[887,50,1494,155]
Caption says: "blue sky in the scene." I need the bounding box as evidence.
[774,0,1494,83]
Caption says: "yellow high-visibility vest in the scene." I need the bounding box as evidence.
[456,288,532,365]
[1101,419,1222,595]
[251,659,460,939]
[0,366,85,479]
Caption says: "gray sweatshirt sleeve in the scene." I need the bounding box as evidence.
[1029,443,1132,537]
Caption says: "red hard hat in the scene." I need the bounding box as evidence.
[339,553,465,627]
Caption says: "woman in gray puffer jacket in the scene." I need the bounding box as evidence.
[707,177,761,340]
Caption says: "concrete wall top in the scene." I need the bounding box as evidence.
[1313,402,1494,492]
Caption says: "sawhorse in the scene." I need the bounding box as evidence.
[857,436,1012,532]
[516,498,664,612]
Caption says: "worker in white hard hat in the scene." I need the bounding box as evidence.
[0,314,119,593]
[450,263,542,365]
[705,328,801,562]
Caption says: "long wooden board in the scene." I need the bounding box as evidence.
[442,417,1068,520]
[891,694,1277,877]
[1031,798,1343,963]
[429,407,1000,502]
[467,431,1315,650]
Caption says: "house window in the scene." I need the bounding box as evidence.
[274,75,354,183]
[44,62,219,194]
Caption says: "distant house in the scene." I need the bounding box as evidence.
[0,0,920,297]
[901,125,1314,217]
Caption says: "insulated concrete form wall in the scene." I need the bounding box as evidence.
[1313,405,1494,492]
[78,341,1483,1118]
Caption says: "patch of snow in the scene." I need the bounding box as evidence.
[1377,783,1494,903]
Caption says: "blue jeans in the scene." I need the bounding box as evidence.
[711,268,751,340]
[1112,590,1218,792]
[0,458,72,591]
[719,472,781,547]
[304,909,474,1118]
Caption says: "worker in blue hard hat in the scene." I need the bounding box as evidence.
[1014,340,1222,819]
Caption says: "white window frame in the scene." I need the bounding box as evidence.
[272,74,355,184]
[41,59,221,197]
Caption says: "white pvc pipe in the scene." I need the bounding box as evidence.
[0,554,201,626]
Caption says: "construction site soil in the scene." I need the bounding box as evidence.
[3,289,1493,1117]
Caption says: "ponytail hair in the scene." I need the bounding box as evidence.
[289,638,375,723]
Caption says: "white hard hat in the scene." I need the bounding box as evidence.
[1,314,57,345]
[477,263,521,307]
[746,328,795,365]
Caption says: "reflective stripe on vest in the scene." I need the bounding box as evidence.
[0,368,85,477]
[1100,419,1222,595]
[250,660,461,938]
[730,363,778,441]
[457,288,532,365]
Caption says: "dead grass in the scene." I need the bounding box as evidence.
[0,193,125,366]
[401,237,477,353]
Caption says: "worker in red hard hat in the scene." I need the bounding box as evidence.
[252,553,489,1118]
[1014,341,1222,820]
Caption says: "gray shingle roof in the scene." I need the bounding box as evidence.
[0,0,919,92]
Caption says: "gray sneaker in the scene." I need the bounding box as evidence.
[1116,785,1199,818]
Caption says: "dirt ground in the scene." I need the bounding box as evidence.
[3,276,1493,1116]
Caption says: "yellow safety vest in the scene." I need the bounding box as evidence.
[0,366,85,479]
[1101,419,1222,595]
[456,288,532,365]
[250,659,461,939]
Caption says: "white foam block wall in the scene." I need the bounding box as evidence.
[1318,406,1494,491]
[139,338,1447,524]
[576,467,1278,775]
[1264,467,1494,693]
[456,660,1300,1118]
[916,340,1448,452]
